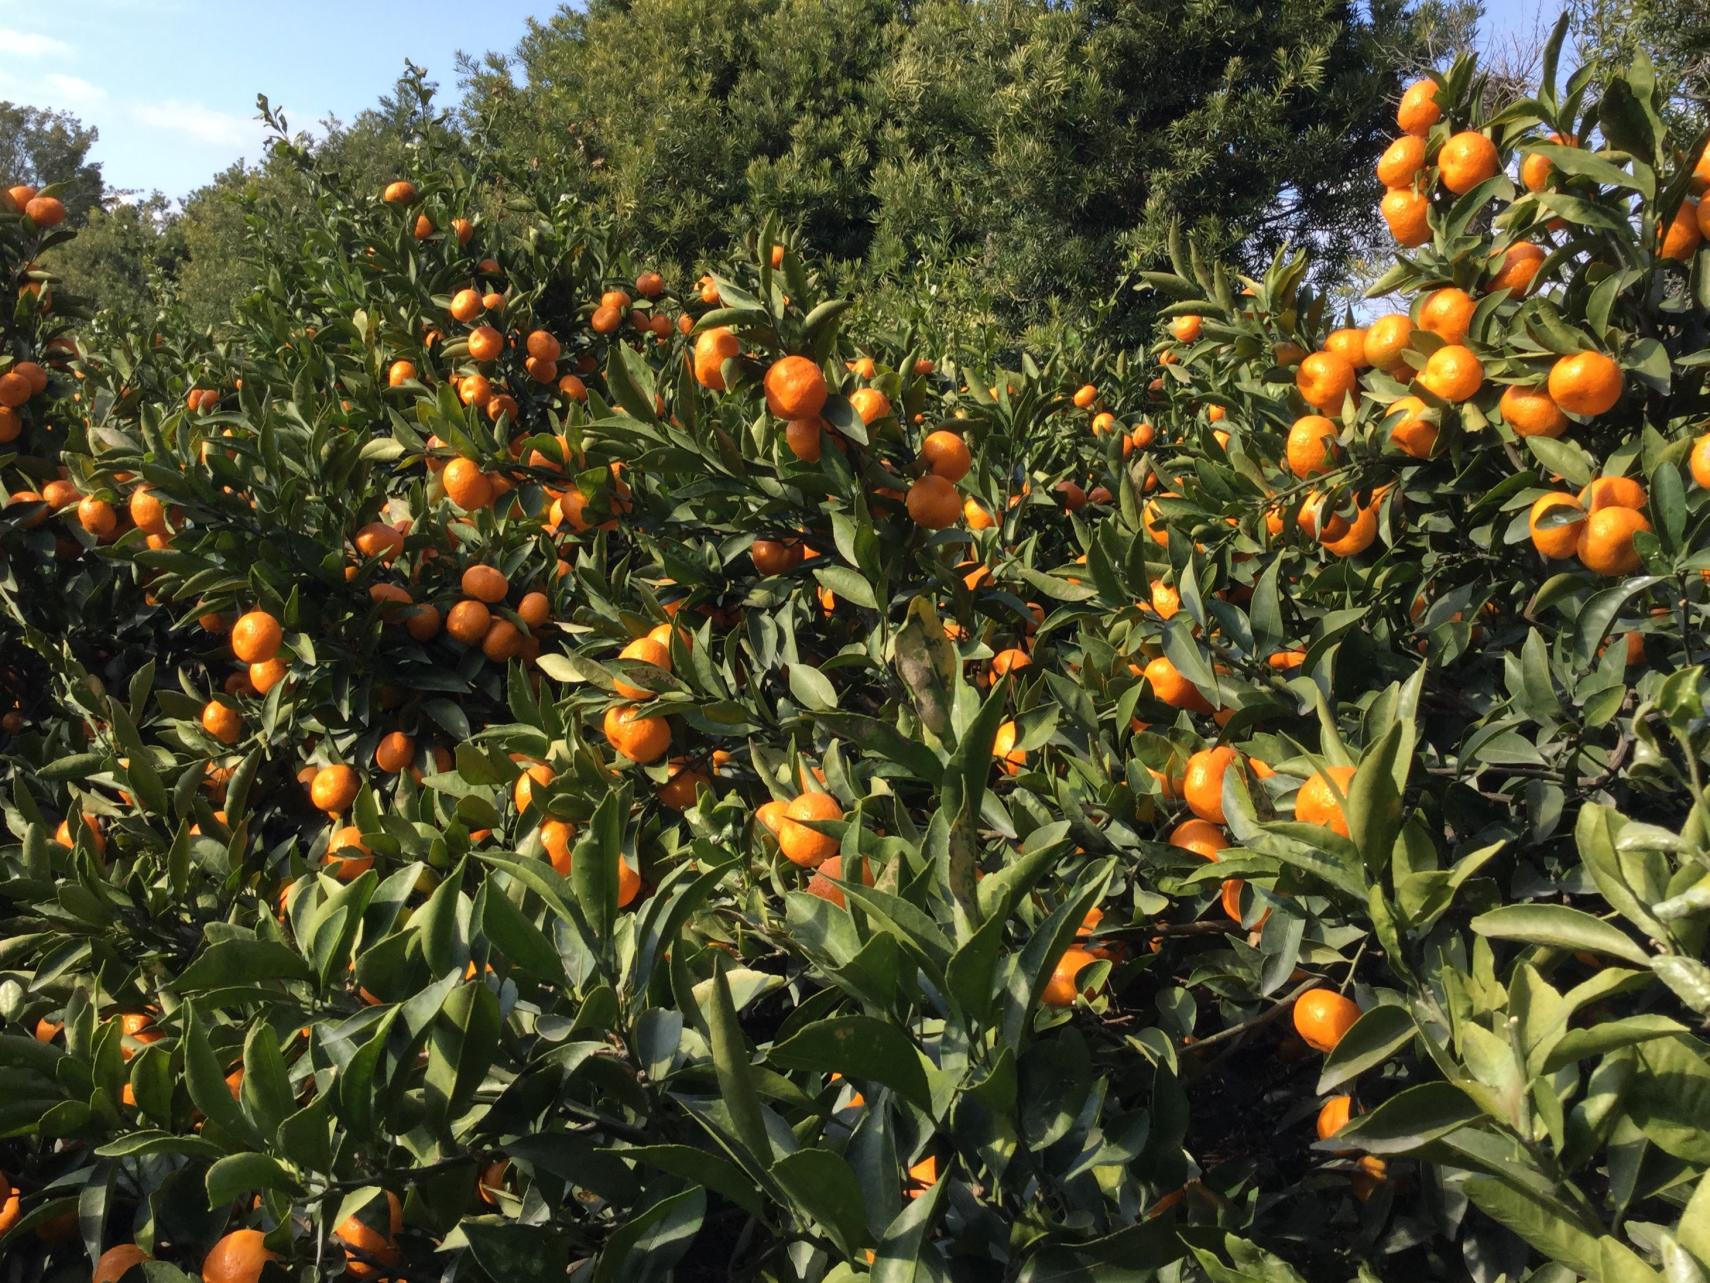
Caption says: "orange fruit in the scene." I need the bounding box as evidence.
[1363,314,1413,371]
[1661,200,1703,261]
[1183,746,1239,824]
[1499,385,1566,438]
[449,288,483,322]
[1396,79,1441,135]
[1690,434,1710,488]
[1072,384,1098,409]
[784,418,823,461]
[614,636,671,699]
[310,764,359,814]
[1170,314,1203,342]
[1295,766,1356,837]
[764,356,828,420]
[1316,1095,1354,1141]
[992,720,1027,776]
[1294,989,1360,1053]
[514,762,555,814]
[1285,415,1339,478]
[1548,351,1623,417]
[990,647,1032,679]
[1488,241,1546,296]
[779,791,843,868]
[200,1229,279,1283]
[1419,344,1483,402]
[1438,131,1499,193]
[202,700,241,745]
[461,564,509,604]
[445,600,491,645]
[850,387,892,424]
[603,704,670,763]
[1528,493,1585,559]
[382,180,417,204]
[1144,655,1211,713]
[1324,327,1369,369]
[1041,946,1100,1007]
[1578,476,1646,513]
[1321,504,1379,557]
[1385,396,1437,459]
[1295,351,1357,412]
[963,497,995,530]
[94,1244,152,1282]
[1419,287,1476,344]
[1576,507,1651,576]
[752,538,804,576]
[467,325,503,362]
[692,326,740,390]
[920,430,971,481]
[541,819,576,875]
[230,610,283,664]
[24,195,66,227]
[1169,818,1227,860]
[1375,134,1426,188]
[442,458,494,510]
[906,475,961,528]
[1381,187,1430,247]
[335,1190,403,1281]
[375,732,414,773]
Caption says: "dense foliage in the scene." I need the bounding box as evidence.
[2,15,1710,1283]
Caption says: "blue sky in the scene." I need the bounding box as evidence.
[0,0,548,198]
[2,0,1563,203]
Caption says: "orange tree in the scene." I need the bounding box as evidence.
[1,24,1709,1283]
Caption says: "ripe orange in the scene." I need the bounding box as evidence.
[603,703,670,763]
[375,731,414,773]
[249,658,288,694]
[1041,946,1100,1007]
[1385,396,1437,459]
[24,195,66,227]
[906,475,961,528]
[920,430,971,481]
[1072,384,1098,409]
[1577,507,1651,576]
[964,497,996,529]
[990,647,1032,679]
[231,610,283,664]
[77,496,117,539]
[1324,328,1369,369]
[751,538,804,577]
[1169,818,1227,860]
[354,522,405,561]
[382,180,417,205]
[850,387,892,424]
[449,288,483,322]
[591,304,622,334]
[445,600,491,645]
[1375,134,1426,188]
[1381,187,1430,247]
[541,819,575,875]
[1294,989,1360,1053]
[805,854,874,909]
[513,762,554,814]
[779,791,843,868]
[1363,314,1413,371]
[1528,494,1585,559]
[202,700,242,745]
[1396,79,1441,135]
[1690,434,1710,488]
[1183,746,1239,824]
[93,1244,152,1282]
[614,636,672,699]
[1438,131,1499,193]
[1579,476,1646,513]
[1295,766,1356,836]
[311,764,360,814]
[693,326,740,390]
[1488,241,1545,295]
[1144,655,1211,713]
[1170,314,1203,342]
[1316,1095,1354,1142]
[461,564,509,603]
[1660,200,1702,261]
[335,1190,403,1281]
[1419,287,1476,344]
[764,356,828,420]
[1321,503,1379,557]
[1419,345,1483,402]
[1499,384,1566,438]
[1548,351,1623,416]
[1285,415,1339,478]
[785,418,823,461]
[442,458,494,510]
[200,1229,279,1283]
[1295,351,1357,412]
[992,720,1027,776]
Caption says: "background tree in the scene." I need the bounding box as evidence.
[0,102,105,221]
[461,0,1477,350]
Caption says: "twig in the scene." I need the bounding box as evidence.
[1186,977,1320,1052]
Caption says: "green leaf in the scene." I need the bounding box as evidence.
[168,939,311,993]
[771,1148,871,1256]
[1463,1177,1599,1276]
[591,1187,704,1283]
[1335,1082,1482,1154]
[204,1153,296,1208]
[1471,904,1649,965]
[1541,1015,1689,1072]
[770,1017,932,1111]
[870,1162,948,1283]
[704,954,773,1164]
[1317,1004,1417,1094]
[787,663,838,711]
[612,1145,765,1217]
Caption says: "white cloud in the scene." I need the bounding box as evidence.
[41,73,107,108]
[132,99,267,151]
[0,28,74,59]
